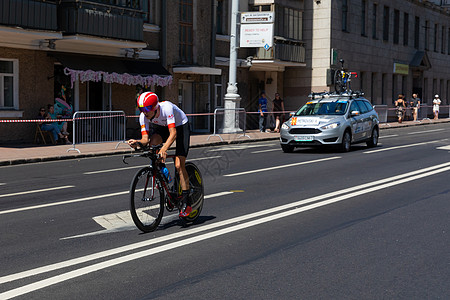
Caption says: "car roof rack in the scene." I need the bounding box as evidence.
[308,90,365,100]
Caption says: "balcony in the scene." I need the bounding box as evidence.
[58,0,145,41]
[0,0,57,31]
[255,41,305,63]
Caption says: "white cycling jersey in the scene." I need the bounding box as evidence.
[140,101,188,135]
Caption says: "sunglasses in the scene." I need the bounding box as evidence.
[40,110,46,112]
[138,106,154,113]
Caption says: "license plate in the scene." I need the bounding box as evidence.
[295,136,314,141]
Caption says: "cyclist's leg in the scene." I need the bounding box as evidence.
[174,122,191,217]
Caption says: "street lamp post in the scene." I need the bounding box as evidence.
[222,0,241,133]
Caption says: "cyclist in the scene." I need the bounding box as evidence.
[127,91,192,217]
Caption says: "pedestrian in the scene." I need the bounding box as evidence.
[433,94,441,120]
[272,93,285,133]
[258,91,268,132]
[394,94,406,123]
[410,93,421,122]
[37,107,70,144]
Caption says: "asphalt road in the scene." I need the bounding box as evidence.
[1,123,449,299]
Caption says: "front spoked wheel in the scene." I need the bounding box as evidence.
[183,162,204,223]
[130,167,164,232]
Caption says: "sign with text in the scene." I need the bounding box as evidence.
[241,12,274,24]
[240,23,274,48]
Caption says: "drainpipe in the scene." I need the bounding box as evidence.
[161,1,167,99]
[211,1,218,129]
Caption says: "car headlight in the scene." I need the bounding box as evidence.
[281,123,289,130]
[320,122,340,130]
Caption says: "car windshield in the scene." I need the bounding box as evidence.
[295,101,348,116]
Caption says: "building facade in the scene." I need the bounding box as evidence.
[310,0,450,108]
[1,0,449,143]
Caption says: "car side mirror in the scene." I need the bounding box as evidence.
[351,111,360,117]
[289,112,295,117]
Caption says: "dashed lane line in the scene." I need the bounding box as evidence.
[0,186,75,199]
[224,156,341,177]
[364,139,448,154]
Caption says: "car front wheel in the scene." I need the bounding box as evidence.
[366,127,379,148]
[339,130,351,152]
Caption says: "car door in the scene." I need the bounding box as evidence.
[348,101,364,141]
[356,100,371,139]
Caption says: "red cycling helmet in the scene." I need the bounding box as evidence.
[137,92,159,113]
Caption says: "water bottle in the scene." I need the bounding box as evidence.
[161,165,172,183]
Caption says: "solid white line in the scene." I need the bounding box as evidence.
[0,189,234,216]
[0,186,75,199]
[84,156,222,175]
[59,191,235,240]
[0,190,128,215]
[0,183,5,185]
[364,139,447,154]
[407,128,444,135]
[1,162,449,286]
[379,134,398,139]
[251,149,280,154]
[2,162,450,299]
[224,156,341,177]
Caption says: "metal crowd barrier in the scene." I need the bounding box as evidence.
[373,105,388,124]
[208,108,250,141]
[68,111,126,153]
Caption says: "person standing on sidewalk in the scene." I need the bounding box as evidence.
[258,92,268,132]
[272,93,285,133]
[410,93,421,122]
[433,94,441,120]
[395,94,406,123]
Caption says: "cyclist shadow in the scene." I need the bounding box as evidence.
[159,215,216,231]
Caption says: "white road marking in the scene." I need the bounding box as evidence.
[407,128,444,135]
[84,156,222,175]
[364,139,448,154]
[251,148,281,154]
[0,186,75,199]
[0,183,5,185]
[224,156,341,177]
[60,191,235,239]
[437,145,450,151]
[208,143,277,152]
[379,134,398,139]
[2,162,450,298]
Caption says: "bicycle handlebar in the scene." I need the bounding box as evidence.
[122,144,163,164]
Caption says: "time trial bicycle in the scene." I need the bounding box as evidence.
[123,143,204,233]
[334,59,358,94]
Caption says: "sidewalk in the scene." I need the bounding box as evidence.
[1,118,449,166]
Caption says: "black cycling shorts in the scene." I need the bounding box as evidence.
[153,122,190,157]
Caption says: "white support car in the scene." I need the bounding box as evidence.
[280,93,380,153]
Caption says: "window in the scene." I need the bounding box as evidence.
[434,23,438,52]
[442,25,445,53]
[383,6,389,42]
[179,0,193,64]
[448,28,450,54]
[372,3,377,39]
[425,20,429,50]
[342,0,348,32]
[274,5,303,41]
[361,0,367,36]
[414,16,420,49]
[143,0,161,25]
[393,9,399,44]
[0,59,17,109]
[216,0,227,35]
[403,13,409,46]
